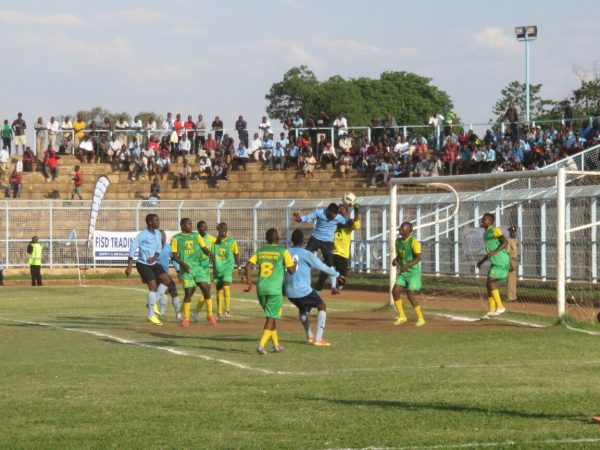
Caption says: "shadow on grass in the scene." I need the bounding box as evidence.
[301,397,582,421]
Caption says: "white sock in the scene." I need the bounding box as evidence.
[330,275,337,289]
[159,294,168,316]
[147,291,157,317]
[157,283,168,296]
[172,296,181,314]
[315,310,326,341]
[299,310,312,338]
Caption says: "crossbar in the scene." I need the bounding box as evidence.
[390,169,561,186]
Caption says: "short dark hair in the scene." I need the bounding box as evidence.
[291,229,303,246]
[483,213,495,222]
[266,228,278,244]
[326,203,339,215]
[180,217,191,227]
[400,221,413,231]
[145,213,158,225]
[197,220,207,228]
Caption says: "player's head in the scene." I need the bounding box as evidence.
[399,222,413,238]
[160,229,167,245]
[265,228,279,244]
[145,213,159,229]
[180,218,192,233]
[326,203,339,220]
[480,213,495,228]
[291,229,303,246]
[197,220,207,235]
[338,204,349,218]
[31,235,39,243]
[217,222,228,237]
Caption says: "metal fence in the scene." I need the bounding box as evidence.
[0,197,388,271]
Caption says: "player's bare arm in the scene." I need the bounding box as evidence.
[125,258,133,277]
[171,253,190,274]
[399,253,421,274]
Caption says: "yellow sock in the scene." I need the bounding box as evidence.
[492,289,504,310]
[183,302,191,321]
[259,329,272,348]
[205,297,213,317]
[271,330,279,346]
[414,305,424,321]
[195,298,205,314]
[487,297,495,313]
[224,286,231,312]
[394,299,406,319]
[217,289,224,315]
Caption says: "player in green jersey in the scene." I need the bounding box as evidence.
[190,220,217,324]
[212,223,241,318]
[245,228,296,355]
[171,218,214,327]
[392,222,425,327]
[477,213,508,318]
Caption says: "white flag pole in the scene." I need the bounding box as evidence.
[73,230,82,286]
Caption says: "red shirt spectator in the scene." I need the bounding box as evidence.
[173,115,184,137]
[204,135,218,152]
[44,150,59,169]
[73,170,82,186]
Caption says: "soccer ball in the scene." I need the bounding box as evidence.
[342,192,357,207]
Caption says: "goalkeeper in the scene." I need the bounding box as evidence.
[315,202,360,294]
[476,213,508,318]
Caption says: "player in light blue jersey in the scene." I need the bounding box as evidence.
[156,230,182,320]
[125,213,176,326]
[285,229,343,346]
[292,203,347,293]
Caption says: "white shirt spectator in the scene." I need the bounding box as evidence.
[61,119,73,130]
[80,140,94,154]
[258,119,271,137]
[142,147,155,161]
[0,148,9,164]
[393,140,409,156]
[115,120,129,130]
[109,139,121,155]
[249,136,262,157]
[475,149,486,162]
[333,116,348,137]
[428,114,445,128]
[198,157,212,172]
[132,119,143,130]
[47,120,60,133]
[146,120,157,131]
[179,138,191,155]
[15,160,23,173]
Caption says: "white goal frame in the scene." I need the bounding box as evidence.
[389,168,571,318]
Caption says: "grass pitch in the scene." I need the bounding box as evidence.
[1,284,600,449]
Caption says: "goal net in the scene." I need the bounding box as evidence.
[389,168,600,323]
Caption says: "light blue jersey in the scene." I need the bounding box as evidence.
[157,243,180,273]
[128,229,161,266]
[285,247,338,299]
[300,208,347,242]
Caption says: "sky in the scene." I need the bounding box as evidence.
[1,0,599,137]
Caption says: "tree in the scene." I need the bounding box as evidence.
[571,64,600,114]
[265,66,319,120]
[492,81,555,123]
[74,107,131,125]
[265,67,454,126]
[136,111,163,127]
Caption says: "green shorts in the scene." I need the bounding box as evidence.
[214,267,234,284]
[395,273,422,291]
[182,266,210,288]
[488,264,509,281]
[258,294,283,319]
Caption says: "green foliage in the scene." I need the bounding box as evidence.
[492,80,555,123]
[136,111,163,127]
[572,76,600,113]
[74,107,131,125]
[266,67,454,126]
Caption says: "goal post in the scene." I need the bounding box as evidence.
[388,167,600,322]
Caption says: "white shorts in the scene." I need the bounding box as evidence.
[15,135,27,145]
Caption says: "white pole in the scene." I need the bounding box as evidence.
[389,185,397,305]
[556,167,566,318]
[75,237,82,286]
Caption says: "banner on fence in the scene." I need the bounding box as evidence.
[93,230,177,261]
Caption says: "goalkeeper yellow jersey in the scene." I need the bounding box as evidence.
[333,219,360,259]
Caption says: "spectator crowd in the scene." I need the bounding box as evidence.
[2,101,600,198]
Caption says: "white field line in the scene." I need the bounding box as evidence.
[562,321,600,336]
[2,316,600,376]
[431,312,549,328]
[326,437,600,450]
[0,317,299,376]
